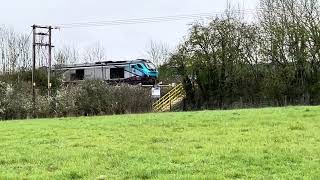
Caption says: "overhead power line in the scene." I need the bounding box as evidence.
[56,9,260,28]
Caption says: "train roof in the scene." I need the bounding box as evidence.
[54,59,153,70]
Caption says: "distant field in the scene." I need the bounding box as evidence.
[0,107,320,179]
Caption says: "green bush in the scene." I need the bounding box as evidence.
[0,82,33,120]
[0,80,153,120]
[55,81,152,117]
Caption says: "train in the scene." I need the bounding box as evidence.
[54,59,159,85]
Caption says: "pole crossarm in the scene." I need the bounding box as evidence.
[36,33,49,36]
[35,43,54,47]
[32,25,60,29]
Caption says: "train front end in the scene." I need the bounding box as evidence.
[132,59,159,85]
[143,61,159,79]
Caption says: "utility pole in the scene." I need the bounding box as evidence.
[48,26,52,98]
[32,25,36,117]
[31,25,58,116]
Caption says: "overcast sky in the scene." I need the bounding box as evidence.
[0,0,258,61]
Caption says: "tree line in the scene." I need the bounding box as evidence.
[0,25,110,75]
[165,0,320,109]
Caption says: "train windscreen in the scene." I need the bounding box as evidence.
[145,62,156,70]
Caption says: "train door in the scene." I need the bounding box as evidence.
[94,67,103,80]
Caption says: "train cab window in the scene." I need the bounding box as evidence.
[110,68,124,79]
[137,64,143,69]
[74,69,84,80]
[145,62,156,70]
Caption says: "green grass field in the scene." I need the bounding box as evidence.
[0,107,320,179]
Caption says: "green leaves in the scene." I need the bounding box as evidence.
[166,0,320,109]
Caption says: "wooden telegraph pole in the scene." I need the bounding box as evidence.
[32,25,36,116]
[48,26,52,97]
[31,25,58,116]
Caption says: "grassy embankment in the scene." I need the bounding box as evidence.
[0,106,319,179]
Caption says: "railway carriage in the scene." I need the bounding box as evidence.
[55,59,159,85]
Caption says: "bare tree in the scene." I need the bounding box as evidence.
[54,46,79,65]
[146,40,170,67]
[0,27,7,74]
[17,33,31,71]
[83,43,106,63]
[0,26,30,74]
